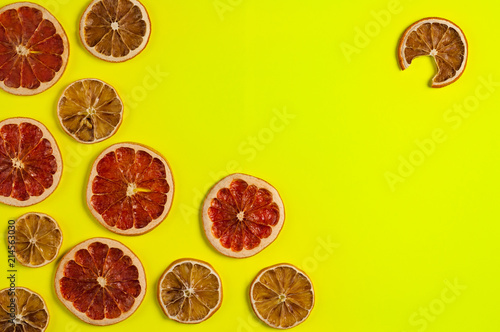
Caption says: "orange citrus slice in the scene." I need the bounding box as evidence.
[0,2,69,95]
[158,258,223,324]
[0,118,62,207]
[0,287,50,331]
[250,264,315,329]
[14,212,63,268]
[202,173,285,258]
[80,0,151,62]
[57,78,124,144]
[398,17,468,88]
[87,142,174,235]
[55,238,147,326]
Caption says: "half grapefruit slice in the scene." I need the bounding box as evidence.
[250,264,315,329]
[158,258,223,324]
[0,2,69,95]
[0,118,62,207]
[202,173,285,258]
[55,237,146,326]
[398,17,467,88]
[87,142,174,235]
[0,287,50,331]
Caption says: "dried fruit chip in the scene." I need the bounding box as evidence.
[13,212,63,267]
[158,258,223,324]
[55,237,146,326]
[250,264,315,329]
[87,142,174,235]
[80,0,151,62]
[398,17,468,87]
[57,78,124,144]
[0,118,63,207]
[202,173,285,258]
[0,2,69,95]
[0,287,50,331]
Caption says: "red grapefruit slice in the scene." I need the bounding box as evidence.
[0,118,62,207]
[55,237,146,326]
[202,173,285,258]
[0,2,69,95]
[87,142,174,235]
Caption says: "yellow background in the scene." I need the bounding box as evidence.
[1,0,499,331]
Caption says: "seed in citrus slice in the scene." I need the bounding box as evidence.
[202,173,285,258]
[158,258,223,324]
[0,2,69,95]
[57,78,124,144]
[87,142,174,235]
[398,17,468,88]
[13,212,63,268]
[0,118,63,207]
[250,264,315,329]
[80,0,151,62]
[0,287,50,331]
[55,237,146,326]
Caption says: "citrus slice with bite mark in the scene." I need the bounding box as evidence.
[0,118,63,207]
[13,212,63,268]
[87,142,174,235]
[398,17,467,88]
[202,173,285,258]
[0,287,50,331]
[57,78,124,144]
[250,264,315,329]
[55,237,146,326]
[0,2,69,95]
[80,0,151,62]
[158,258,223,324]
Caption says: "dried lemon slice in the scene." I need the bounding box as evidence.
[0,287,50,331]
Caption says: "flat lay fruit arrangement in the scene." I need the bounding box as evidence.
[2,1,492,332]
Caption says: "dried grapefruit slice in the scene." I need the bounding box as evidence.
[250,264,315,329]
[13,212,63,268]
[87,142,174,235]
[202,173,285,258]
[158,258,223,324]
[55,237,146,326]
[0,2,69,95]
[57,78,124,144]
[80,0,151,62]
[0,287,50,331]
[0,118,62,207]
[398,17,468,88]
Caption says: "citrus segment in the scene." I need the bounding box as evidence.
[87,143,174,235]
[0,287,50,331]
[250,264,314,329]
[158,259,223,324]
[0,2,69,95]
[14,212,62,267]
[398,17,467,87]
[0,118,62,207]
[202,173,285,258]
[80,0,151,62]
[57,78,123,143]
[55,238,146,326]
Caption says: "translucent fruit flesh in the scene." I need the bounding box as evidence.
[0,287,49,331]
[58,79,123,143]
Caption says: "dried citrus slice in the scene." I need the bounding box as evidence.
[398,17,468,88]
[0,118,62,207]
[158,258,223,324]
[57,78,124,144]
[0,2,69,95]
[80,0,151,62]
[0,287,50,331]
[202,173,285,258]
[250,264,315,329]
[55,237,146,326]
[13,212,63,268]
[87,142,174,235]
